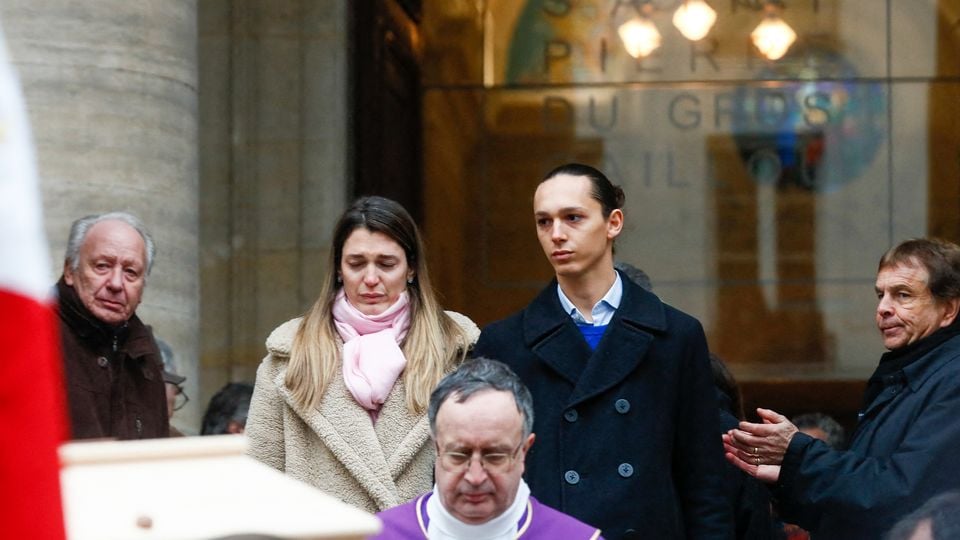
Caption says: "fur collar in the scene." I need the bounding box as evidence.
[265,310,480,357]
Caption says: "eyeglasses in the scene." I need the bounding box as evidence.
[173,385,189,412]
[436,441,524,474]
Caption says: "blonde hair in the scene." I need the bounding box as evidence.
[284,197,468,413]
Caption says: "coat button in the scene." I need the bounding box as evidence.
[623,529,639,539]
[97,356,109,368]
[618,463,634,477]
[615,398,630,414]
[563,409,578,422]
[564,470,580,485]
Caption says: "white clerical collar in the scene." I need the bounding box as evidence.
[425,480,532,540]
[557,272,622,326]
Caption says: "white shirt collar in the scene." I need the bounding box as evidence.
[557,272,622,326]
[426,480,531,540]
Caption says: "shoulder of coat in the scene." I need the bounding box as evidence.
[265,317,303,357]
[445,310,480,348]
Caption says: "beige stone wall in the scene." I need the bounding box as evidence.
[0,1,200,430]
[2,0,350,434]
[197,0,349,431]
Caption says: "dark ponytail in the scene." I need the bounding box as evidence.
[542,163,624,218]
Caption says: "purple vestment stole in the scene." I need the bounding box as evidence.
[371,492,603,539]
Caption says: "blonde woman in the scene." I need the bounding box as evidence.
[246,196,479,513]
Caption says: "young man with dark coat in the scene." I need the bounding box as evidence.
[472,163,731,539]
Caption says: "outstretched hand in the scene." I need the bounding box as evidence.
[723,435,782,483]
[721,407,798,483]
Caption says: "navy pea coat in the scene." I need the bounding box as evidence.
[473,274,731,540]
[774,333,960,539]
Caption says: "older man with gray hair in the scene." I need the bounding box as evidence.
[373,358,602,539]
[57,211,168,440]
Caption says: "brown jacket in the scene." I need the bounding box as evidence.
[57,278,168,440]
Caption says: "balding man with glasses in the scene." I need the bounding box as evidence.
[372,358,603,539]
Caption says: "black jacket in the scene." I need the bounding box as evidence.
[473,273,731,539]
[775,332,960,538]
[716,394,782,540]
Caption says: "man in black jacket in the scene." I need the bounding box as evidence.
[473,163,731,539]
[58,211,168,440]
[725,238,960,539]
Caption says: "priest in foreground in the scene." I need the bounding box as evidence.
[373,358,602,540]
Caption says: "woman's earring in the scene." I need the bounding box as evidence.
[407,276,414,284]
[336,275,342,283]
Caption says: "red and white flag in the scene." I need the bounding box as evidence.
[0,19,68,540]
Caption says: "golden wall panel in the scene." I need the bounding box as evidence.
[422,1,960,383]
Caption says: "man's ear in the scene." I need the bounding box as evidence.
[519,433,536,473]
[523,433,535,453]
[63,260,75,286]
[940,297,960,327]
[606,209,624,240]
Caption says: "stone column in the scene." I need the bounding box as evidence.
[197,0,349,415]
[1,1,200,431]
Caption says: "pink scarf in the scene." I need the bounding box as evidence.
[332,290,411,418]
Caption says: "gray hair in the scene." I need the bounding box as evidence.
[615,261,653,292]
[64,211,156,275]
[887,491,960,540]
[792,412,846,450]
[156,337,175,370]
[428,358,534,440]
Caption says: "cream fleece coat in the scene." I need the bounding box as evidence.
[246,311,479,513]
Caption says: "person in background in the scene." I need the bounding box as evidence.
[245,196,479,513]
[373,358,602,540]
[201,382,254,435]
[791,412,846,450]
[886,491,960,540]
[710,354,782,540]
[612,261,651,293]
[156,337,188,437]
[473,163,730,539]
[57,211,167,440]
[782,413,845,539]
[725,238,960,539]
